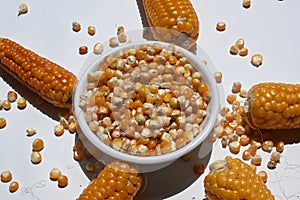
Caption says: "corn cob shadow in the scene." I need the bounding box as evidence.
[256,128,300,145]
[0,66,70,121]
[74,134,211,200]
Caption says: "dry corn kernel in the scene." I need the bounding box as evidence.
[257,170,268,183]
[2,100,11,110]
[0,118,7,129]
[109,37,119,47]
[54,124,64,136]
[229,141,241,154]
[9,181,19,193]
[93,42,104,55]
[87,26,96,36]
[118,32,127,43]
[7,91,17,102]
[31,151,42,164]
[276,141,284,153]
[239,134,250,146]
[194,162,205,174]
[231,82,242,93]
[214,71,223,83]
[239,89,248,98]
[79,46,88,55]
[226,94,237,104]
[251,54,263,67]
[267,160,277,169]
[239,47,248,56]
[117,25,125,35]
[1,170,12,182]
[18,3,28,16]
[262,140,273,153]
[68,122,77,133]
[57,175,68,188]
[32,138,44,151]
[235,38,245,49]
[26,128,36,136]
[251,154,262,166]
[204,156,274,199]
[17,97,27,109]
[49,167,62,181]
[216,21,226,31]
[243,0,251,8]
[270,151,281,163]
[72,21,81,32]
[229,45,239,55]
[242,149,251,160]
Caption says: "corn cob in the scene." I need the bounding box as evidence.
[0,38,77,108]
[244,82,300,130]
[77,161,142,200]
[204,156,274,200]
[142,0,199,47]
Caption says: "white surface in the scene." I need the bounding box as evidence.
[0,0,300,200]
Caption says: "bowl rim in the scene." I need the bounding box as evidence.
[73,40,220,165]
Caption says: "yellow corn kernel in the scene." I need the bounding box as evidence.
[76,161,142,200]
[1,170,12,183]
[0,118,7,129]
[9,181,19,193]
[204,156,274,200]
[0,38,77,108]
[244,82,300,129]
[142,0,199,47]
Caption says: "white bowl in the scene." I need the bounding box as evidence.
[73,40,220,173]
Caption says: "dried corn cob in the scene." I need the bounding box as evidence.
[0,38,77,108]
[142,0,199,47]
[204,156,274,200]
[244,82,300,130]
[77,161,142,200]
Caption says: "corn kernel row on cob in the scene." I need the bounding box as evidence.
[244,82,300,130]
[77,161,142,200]
[142,0,199,47]
[0,38,77,108]
[204,156,274,200]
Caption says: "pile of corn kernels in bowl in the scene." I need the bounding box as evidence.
[78,42,213,157]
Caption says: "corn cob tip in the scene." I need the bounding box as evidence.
[204,156,274,200]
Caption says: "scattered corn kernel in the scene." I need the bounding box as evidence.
[239,47,248,56]
[239,89,248,98]
[32,138,44,151]
[17,97,27,109]
[117,25,125,35]
[229,45,239,55]
[194,162,205,174]
[31,151,42,164]
[276,141,284,153]
[267,160,277,169]
[7,91,17,102]
[26,128,36,136]
[93,42,104,55]
[57,175,68,188]
[226,94,237,104]
[9,181,19,193]
[1,170,12,182]
[2,100,11,110]
[0,118,7,129]
[214,71,223,83]
[235,38,245,49]
[109,37,119,47]
[262,140,273,153]
[231,82,242,93]
[270,151,281,163]
[54,124,64,136]
[239,134,250,146]
[229,141,241,154]
[68,122,77,133]
[87,26,96,36]
[251,154,262,166]
[79,46,88,55]
[18,3,28,16]
[251,54,263,67]
[72,21,81,32]
[216,21,226,31]
[85,162,96,172]
[49,167,62,181]
[242,149,251,160]
[243,0,251,8]
[257,170,268,183]
[118,32,127,43]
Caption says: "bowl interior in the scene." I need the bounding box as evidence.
[73,41,220,171]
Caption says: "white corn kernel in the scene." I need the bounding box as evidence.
[18,4,28,16]
[93,42,104,55]
[251,54,263,67]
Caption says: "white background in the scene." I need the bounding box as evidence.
[0,0,300,199]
